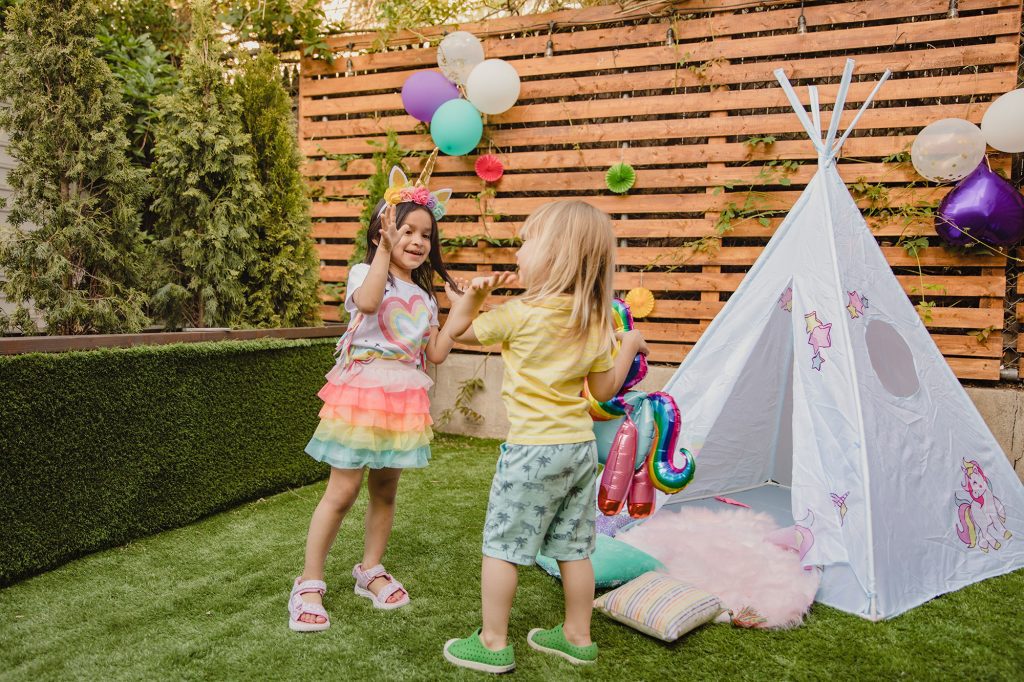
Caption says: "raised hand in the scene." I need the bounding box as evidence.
[620,328,650,356]
[467,271,518,297]
[445,277,468,302]
[378,204,406,253]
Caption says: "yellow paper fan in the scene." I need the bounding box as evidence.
[624,287,655,318]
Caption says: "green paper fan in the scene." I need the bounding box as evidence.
[606,162,636,194]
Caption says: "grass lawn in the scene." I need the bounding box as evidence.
[1,433,1022,680]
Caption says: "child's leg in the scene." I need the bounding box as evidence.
[556,558,595,646]
[298,466,363,622]
[481,556,519,650]
[361,467,405,604]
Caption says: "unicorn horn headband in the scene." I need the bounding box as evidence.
[379,147,451,221]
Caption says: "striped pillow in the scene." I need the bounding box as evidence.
[593,571,723,642]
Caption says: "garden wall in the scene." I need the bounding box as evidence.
[300,0,1024,382]
[0,338,336,586]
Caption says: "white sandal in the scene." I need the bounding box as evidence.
[352,563,410,610]
[288,577,330,632]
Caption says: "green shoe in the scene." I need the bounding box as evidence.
[443,628,515,674]
[527,624,597,665]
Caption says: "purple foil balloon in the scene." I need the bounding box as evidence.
[400,70,460,123]
[935,161,1024,247]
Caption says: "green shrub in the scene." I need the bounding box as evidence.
[0,338,335,585]
[232,49,321,329]
[149,0,261,329]
[0,0,150,335]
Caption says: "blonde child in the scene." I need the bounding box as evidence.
[440,200,648,672]
[288,160,463,630]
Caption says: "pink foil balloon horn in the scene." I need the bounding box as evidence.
[598,416,638,516]
[626,463,655,519]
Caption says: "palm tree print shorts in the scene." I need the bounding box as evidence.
[481,441,598,565]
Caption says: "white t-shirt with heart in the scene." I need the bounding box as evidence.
[341,263,439,366]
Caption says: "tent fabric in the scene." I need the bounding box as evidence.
[657,59,1024,620]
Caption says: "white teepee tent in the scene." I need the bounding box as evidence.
[657,59,1024,620]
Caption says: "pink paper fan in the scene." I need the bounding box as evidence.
[475,154,504,182]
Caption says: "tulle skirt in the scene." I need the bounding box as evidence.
[305,359,433,469]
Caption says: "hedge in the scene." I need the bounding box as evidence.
[0,338,337,585]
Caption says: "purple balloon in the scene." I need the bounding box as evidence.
[400,70,460,123]
[935,161,1024,247]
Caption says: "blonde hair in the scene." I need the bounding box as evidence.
[518,200,615,348]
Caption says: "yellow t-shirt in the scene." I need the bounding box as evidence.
[472,296,614,445]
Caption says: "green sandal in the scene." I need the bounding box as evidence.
[527,624,598,665]
[443,628,515,674]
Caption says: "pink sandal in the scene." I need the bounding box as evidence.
[288,577,330,632]
[352,563,410,610]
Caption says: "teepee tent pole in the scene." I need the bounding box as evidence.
[773,69,825,157]
[823,59,856,155]
[808,85,823,140]
[827,70,893,164]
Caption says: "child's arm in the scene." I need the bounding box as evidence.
[424,278,467,363]
[587,330,649,402]
[352,204,405,314]
[433,272,517,351]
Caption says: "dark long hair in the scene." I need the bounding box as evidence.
[365,199,458,301]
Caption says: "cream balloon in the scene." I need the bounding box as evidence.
[910,118,987,183]
[436,31,484,86]
[465,59,521,115]
[981,89,1024,153]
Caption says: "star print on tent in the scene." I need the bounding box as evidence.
[779,287,793,312]
[847,291,866,319]
[808,321,832,354]
[811,352,825,371]
[804,311,822,333]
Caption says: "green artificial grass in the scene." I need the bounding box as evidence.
[0,338,334,585]
[1,433,1022,680]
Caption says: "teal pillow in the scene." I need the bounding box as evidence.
[536,534,664,588]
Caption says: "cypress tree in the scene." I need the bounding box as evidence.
[0,0,150,335]
[232,49,320,328]
[149,0,261,329]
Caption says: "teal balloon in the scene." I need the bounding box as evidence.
[430,99,483,156]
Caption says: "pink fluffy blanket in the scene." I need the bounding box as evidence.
[617,506,820,629]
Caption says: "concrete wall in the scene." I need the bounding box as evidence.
[428,353,1024,482]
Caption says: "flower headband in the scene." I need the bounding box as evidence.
[379,148,452,221]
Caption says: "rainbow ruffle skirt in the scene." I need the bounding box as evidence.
[305,359,433,469]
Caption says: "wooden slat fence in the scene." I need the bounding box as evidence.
[299,0,1024,381]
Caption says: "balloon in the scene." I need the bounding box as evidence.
[935,160,1024,247]
[598,417,638,516]
[643,392,693,494]
[465,59,521,115]
[430,99,483,156]
[981,89,1024,153]
[911,118,987,183]
[400,70,460,123]
[437,31,484,86]
[585,298,647,420]
[627,465,655,519]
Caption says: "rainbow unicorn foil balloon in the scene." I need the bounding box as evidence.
[590,300,694,518]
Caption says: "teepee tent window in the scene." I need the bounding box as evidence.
[652,59,1024,621]
[865,320,919,398]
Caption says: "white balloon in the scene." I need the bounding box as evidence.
[465,59,521,115]
[981,89,1024,153]
[910,118,987,183]
[437,31,484,86]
